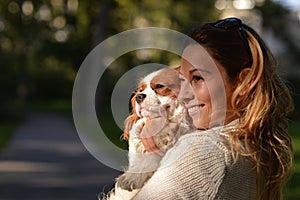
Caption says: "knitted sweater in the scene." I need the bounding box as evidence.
[132,121,256,199]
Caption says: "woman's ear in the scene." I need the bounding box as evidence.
[238,68,251,96]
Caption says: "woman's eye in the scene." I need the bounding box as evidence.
[155,84,165,89]
[192,75,204,82]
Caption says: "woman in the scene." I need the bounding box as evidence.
[135,17,294,199]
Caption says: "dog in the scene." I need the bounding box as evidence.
[103,68,194,199]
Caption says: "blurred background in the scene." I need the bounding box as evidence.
[0,0,299,199]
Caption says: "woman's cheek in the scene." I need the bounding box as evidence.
[194,84,211,103]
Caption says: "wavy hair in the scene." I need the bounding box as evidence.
[231,25,294,200]
[189,20,294,200]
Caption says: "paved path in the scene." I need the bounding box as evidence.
[0,112,121,200]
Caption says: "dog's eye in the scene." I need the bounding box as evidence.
[155,84,165,89]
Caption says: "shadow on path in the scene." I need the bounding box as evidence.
[0,112,121,200]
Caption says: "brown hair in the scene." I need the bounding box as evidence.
[189,19,294,200]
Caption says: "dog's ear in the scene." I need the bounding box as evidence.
[122,116,133,140]
[128,89,136,112]
[122,114,139,140]
[173,66,181,72]
[122,91,139,140]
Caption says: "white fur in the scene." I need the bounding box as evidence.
[103,69,194,200]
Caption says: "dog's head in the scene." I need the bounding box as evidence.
[134,68,180,118]
[123,68,182,139]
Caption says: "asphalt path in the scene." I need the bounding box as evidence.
[0,112,121,200]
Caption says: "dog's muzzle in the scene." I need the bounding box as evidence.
[136,93,146,104]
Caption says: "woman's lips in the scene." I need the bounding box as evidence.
[187,104,205,116]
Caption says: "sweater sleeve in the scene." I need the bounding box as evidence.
[133,131,230,200]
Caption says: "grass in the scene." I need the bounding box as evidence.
[0,99,72,152]
[98,105,128,150]
[0,100,24,151]
[0,122,19,151]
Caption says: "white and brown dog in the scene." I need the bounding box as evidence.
[104,68,194,199]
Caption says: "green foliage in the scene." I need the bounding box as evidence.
[111,0,217,33]
[286,120,300,199]
[0,122,19,151]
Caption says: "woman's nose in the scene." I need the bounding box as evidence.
[178,79,194,104]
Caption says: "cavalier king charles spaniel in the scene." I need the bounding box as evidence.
[104,68,194,199]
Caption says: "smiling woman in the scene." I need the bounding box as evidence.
[130,17,294,200]
[179,44,230,129]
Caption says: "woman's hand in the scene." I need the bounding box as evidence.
[139,117,165,156]
[139,105,168,156]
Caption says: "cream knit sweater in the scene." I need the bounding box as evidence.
[132,121,256,199]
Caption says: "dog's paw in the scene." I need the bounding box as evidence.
[129,118,146,137]
[116,172,154,191]
[135,118,147,127]
[136,118,147,134]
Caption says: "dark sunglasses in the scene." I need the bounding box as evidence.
[212,17,252,67]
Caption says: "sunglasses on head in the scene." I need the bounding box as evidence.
[212,17,253,67]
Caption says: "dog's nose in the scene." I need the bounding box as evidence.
[136,94,146,104]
